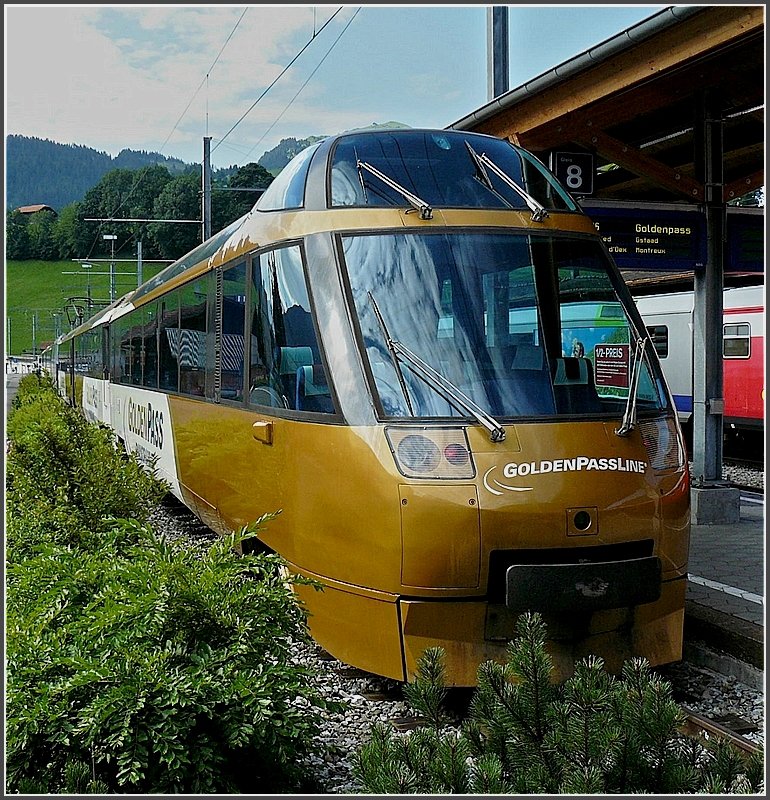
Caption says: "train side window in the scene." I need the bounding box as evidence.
[247,245,334,414]
[86,328,102,378]
[159,292,180,392]
[646,325,668,358]
[129,309,143,386]
[115,314,132,384]
[178,277,208,397]
[142,303,159,389]
[723,323,750,358]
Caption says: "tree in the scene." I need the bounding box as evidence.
[124,165,175,259]
[52,203,81,260]
[25,210,58,260]
[212,162,274,231]
[729,187,764,207]
[6,210,31,260]
[149,172,202,260]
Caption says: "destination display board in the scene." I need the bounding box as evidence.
[584,206,706,271]
[583,204,764,273]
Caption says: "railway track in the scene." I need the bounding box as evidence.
[680,706,763,755]
[152,498,765,792]
[724,455,765,472]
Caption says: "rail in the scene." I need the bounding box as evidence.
[681,707,763,755]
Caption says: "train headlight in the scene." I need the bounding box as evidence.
[639,417,685,472]
[386,427,475,479]
[398,435,441,472]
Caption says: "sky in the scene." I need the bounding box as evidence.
[5,4,666,171]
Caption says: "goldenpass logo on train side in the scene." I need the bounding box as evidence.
[127,396,164,449]
[483,456,648,495]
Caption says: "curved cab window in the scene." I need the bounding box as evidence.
[344,231,667,422]
[247,245,334,414]
[256,143,320,211]
[330,130,576,212]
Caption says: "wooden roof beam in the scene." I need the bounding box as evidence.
[723,170,764,203]
[574,128,704,202]
[467,7,764,144]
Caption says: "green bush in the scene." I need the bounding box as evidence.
[355,612,765,794]
[6,518,332,793]
[6,374,166,560]
[5,373,338,793]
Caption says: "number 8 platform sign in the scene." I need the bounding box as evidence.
[551,151,595,196]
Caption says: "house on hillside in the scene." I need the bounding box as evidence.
[16,204,57,216]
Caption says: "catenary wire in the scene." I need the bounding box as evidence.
[82,9,250,260]
[211,7,344,155]
[243,8,361,161]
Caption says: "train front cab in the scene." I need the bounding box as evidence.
[208,131,687,686]
[276,241,687,685]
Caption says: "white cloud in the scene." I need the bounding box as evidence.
[5,5,359,165]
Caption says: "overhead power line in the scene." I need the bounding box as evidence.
[83,8,250,260]
[212,6,345,155]
[160,7,249,153]
[244,8,361,161]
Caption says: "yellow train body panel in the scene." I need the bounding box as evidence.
[164,394,689,684]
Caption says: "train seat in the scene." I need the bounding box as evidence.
[505,344,556,415]
[553,356,602,414]
[276,346,313,405]
[296,364,334,413]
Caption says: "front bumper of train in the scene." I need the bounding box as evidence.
[292,566,686,687]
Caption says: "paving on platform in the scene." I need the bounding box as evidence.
[685,493,765,670]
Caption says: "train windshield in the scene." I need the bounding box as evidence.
[330,130,577,212]
[343,231,669,422]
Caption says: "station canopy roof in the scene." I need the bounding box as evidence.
[449,5,764,206]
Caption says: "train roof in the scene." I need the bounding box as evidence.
[251,127,581,217]
[633,282,765,315]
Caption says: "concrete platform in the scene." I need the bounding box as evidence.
[684,491,764,671]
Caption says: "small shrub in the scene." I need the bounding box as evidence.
[355,611,765,794]
[6,518,333,793]
[6,377,166,560]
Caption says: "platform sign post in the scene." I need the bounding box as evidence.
[551,151,594,196]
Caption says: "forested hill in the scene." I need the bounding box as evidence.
[6,123,410,212]
[6,135,190,211]
[5,134,324,211]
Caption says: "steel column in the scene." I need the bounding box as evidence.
[487,7,509,101]
[691,92,725,485]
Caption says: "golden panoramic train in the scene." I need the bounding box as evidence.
[53,129,690,686]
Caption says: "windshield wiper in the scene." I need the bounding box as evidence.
[615,336,646,437]
[367,291,416,416]
[464,142,515,209]
[368,292,506,443]
[465,144,549,222]
[356,160,433,220]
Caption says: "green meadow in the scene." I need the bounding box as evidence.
[6,260,164,356]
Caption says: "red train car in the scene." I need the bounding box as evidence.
[635,283,764,451]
